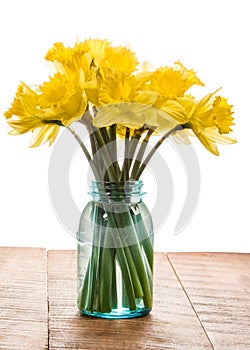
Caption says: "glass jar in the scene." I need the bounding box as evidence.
[77,180,154,319]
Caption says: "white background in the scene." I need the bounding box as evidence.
[0,0,249,252]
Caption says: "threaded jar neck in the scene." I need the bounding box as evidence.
[89,180,145,204]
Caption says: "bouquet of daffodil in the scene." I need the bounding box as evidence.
[4,39,236,319]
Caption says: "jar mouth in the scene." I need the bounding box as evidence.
[89,180,145,204]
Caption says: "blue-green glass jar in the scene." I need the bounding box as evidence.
[77,180,154,319]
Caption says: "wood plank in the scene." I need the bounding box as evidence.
[0,247,48,350]
[48,251,213,350]
[168,252,250,350]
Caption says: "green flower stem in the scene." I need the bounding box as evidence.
[120,127,130,181]
[115,247,137,310]
[99,245,115,313]
[111,258,118,309]
[78,205,104,312]
[105,195,153,308]
[132,209,154,271]
[120,129,142,181]
[115,209,152,308]
[141,236,154,271]
[78,260,89,310]
[99,126,110,144]
[122,245,144,298]
[109,124,120,175]
[67,125,100,180]
[135,125,182,179]
[80,120,105,178]
[78,245,98,311]
[105,209,139,310]
[129,244,152,308]
[86,125,104,177]
[78,203,153,313]
[130,128,155,180]
[86,124,98,156]
[90,128,106,181]
[79,207,145,312]
[93,128,118,181]
[128,130,143,167]
[107,210,144,299]
[122,279,129,307]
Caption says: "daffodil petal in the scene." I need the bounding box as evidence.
[203,127,237,144]
[195,131,219,155]
[159,100,187,124]
[136,91,158,106]
[93,103,159,129]
[29,124,60,147]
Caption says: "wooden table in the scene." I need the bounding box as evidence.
[0,248,249,349]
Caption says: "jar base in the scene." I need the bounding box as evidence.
[80,307,151,320]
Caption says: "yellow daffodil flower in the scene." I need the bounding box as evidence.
[101,45,139,74]
[5,70,87,146]
[150,61,204,99]
[98,73,139,105]
[93,74,164,131]
[45,41,93,81]
[5,83,60,146]
[4,38,236,156]
[212,96,234,134]
[38,71,87,125]
[185,91,236,155]
[81,38,110,66]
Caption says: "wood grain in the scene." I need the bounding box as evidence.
[1,248,249,349]
[168,252,250,350]
[0,247,48,350]
[47,251,213,350]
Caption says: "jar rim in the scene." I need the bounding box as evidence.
[89,180,145,203]
[91,180,143,185]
